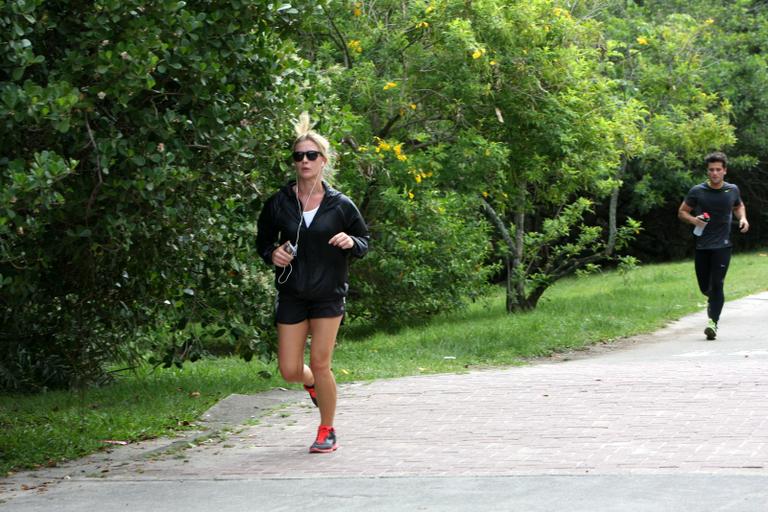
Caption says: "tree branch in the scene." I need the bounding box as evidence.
[480,197,515,253]
[84,113,104,224]
[377,112,402,139]
[322,5,352,69]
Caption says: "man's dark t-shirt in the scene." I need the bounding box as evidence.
[684,182,742,250]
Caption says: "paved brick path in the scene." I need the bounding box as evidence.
[2,293,767,510]
[72,293,768,481]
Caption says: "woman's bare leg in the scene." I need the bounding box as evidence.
[277,321,313,386]
[308,316,343,426]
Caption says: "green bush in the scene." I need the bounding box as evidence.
[349,187,494,324]
[0,0,312,390]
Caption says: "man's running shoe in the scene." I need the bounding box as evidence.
[303,384,318,407]
[309,425,337,453]
[704,319,718,340]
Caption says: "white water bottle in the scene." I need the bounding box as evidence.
[693,212,710,236]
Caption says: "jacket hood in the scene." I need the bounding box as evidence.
[280,180,341,200]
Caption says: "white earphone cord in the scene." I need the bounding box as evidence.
[277,174,321,285]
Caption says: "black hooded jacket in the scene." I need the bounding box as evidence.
[256,181,369,300]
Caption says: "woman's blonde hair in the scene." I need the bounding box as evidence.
[292,112,335,177]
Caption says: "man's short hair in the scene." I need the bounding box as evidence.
[705,151,728,168]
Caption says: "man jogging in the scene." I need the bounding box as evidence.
[678,151,749,340]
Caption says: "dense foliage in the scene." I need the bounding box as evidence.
[0,0,312,390]
[2,0,765,390]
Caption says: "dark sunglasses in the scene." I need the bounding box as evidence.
[292,150,323,162]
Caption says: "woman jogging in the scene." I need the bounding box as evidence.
[256,112,370,453]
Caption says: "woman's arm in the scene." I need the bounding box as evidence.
[256,197,280,265]
[329,198,370,258]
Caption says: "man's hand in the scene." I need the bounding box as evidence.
[693,215,709,230]
[739,217,750,233]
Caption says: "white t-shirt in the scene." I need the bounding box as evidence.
[303,206,319,227]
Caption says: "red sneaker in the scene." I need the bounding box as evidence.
[303,384,318,407]
[309,425,337,453]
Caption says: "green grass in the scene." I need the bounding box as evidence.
[2,251,767,474]
[334,251,768,378]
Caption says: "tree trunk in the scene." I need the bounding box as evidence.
[481,187,532,313]
[606,156,627,257]
[504,254,516,313]
[507,185,527,312]
[511,206,525,310]
[479,197,519,312]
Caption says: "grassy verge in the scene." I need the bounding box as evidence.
[334,250,768,378]
[2,250,767,474]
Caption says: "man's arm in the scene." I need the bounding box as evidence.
[678,201,707,229]
[734,203,749,233]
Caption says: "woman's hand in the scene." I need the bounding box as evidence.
[272,243,295,267]
[329,232,355,250]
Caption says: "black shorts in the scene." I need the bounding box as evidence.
[275,294,345,325]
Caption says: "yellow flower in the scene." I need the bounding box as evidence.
[490,60,497,66]
[415,174,422,183]
[705,18,714,25]
[353,2,362,16]
[636,36,649,45]
[482,191,489,198]
[383,81,398,90]
[347,40,362,53]
[358,145,368,152]
[394,143,407,161]
[416,21,429,29]
[425,4,434,14]
[472,48,486,59]
[408,191,415,200]
[409,103,417,110]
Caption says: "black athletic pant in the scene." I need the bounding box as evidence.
[694,247,732,323]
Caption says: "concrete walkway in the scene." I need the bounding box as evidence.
[2,292,768,511]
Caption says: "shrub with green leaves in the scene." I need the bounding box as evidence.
[0,0,314,390]
[349,186,494,324]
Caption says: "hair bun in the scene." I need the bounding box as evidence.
[294,111,312,138]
